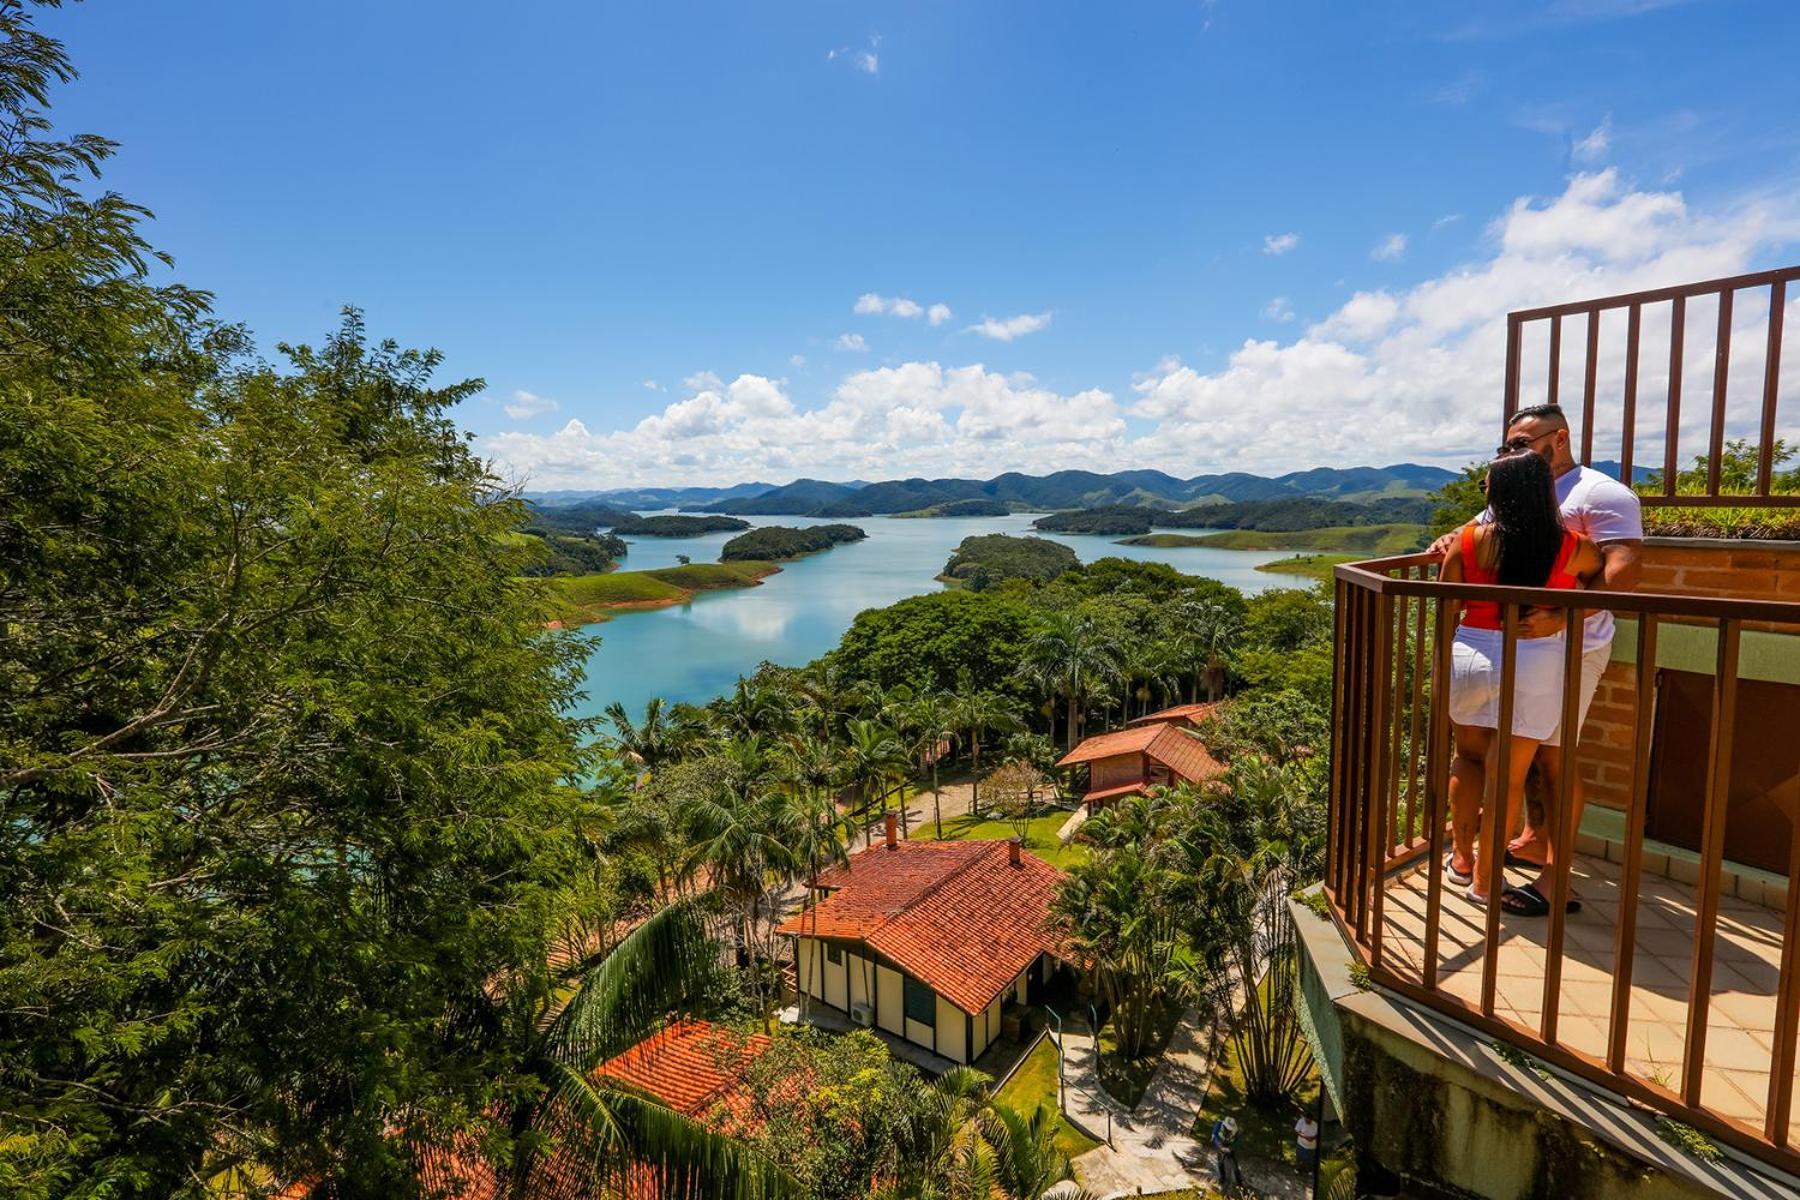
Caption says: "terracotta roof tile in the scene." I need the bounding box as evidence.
[776,840,1063,1013]
[1081,781,1149,804]
[596,1018,770,1117]
[1145,724,1226,784]
[1128,702,1221,726]
[1054,724,1161,767]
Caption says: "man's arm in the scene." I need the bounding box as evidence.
[1596,539,1643,593]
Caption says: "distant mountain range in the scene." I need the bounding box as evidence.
[526,465,1458,515]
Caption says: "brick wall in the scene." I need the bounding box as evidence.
[1576,539,1799,811]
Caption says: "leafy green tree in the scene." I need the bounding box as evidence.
[951,682,1022,817]
[841,719,911,838]
[1175,597,1244,702]
[605,696,700,774]
[1050,845,1179,1059]
[828,591,1030,695]
[1428,463,1488,539]
[905,692,961,838]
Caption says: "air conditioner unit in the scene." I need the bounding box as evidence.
[849,1002,874,1027]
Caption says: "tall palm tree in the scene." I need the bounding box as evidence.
[951,684,1020,819]
[887,1068,1091,1200]
[777,736,852,1015]
[490,901,797,1199]
[905,692,960,838]
[1176,598,1243,702]
[1019,611,1123,752]
[840,718,911,842]
[604,696,684,776]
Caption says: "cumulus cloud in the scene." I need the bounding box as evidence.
[855,292,950,322]
[966,312,1053,341]
[1126,168,1800,474]
[641,379,663,392]
[1262,296,1296,323]
[834,332,869,352]
[1572,114,1612,163]
[789,354,807,368]
[483,363,1124,488]
[828,37,880,75]
[1263,232,1300,255]
[1371,233,1409,261]
[503,390,559,419]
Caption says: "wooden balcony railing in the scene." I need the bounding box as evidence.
[1326,557,1800,1172]
[1504,264,1800,506]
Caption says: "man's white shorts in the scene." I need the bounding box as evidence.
[1544,639,1613,749]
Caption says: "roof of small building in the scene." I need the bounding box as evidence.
[597,1018,770,1117]
[775,839,1064,1014]
[1081,781,1150,804]
[1055,721,1225,785]
[1127,701,1221,727]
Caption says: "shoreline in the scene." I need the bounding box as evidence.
[542,561,782,628]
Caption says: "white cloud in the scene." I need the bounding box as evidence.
[483,363,1124,488]
[855,292,940,320]
[828,39,880,75]
[835,332,869,352]
[1371,233,1409,261]
[1127,168,1800,474]
[641,379,663,392]
[1263,232,1300,256]
[1432,213,1464,232]
[789,354,807,368]
[1262,296,1296,323]
[503,390,559,419]
[1573,114,1612,163]
[927,303,953,326]
[966,312,1053,341]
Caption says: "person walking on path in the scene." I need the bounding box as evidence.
[1294,1111,1319,1170]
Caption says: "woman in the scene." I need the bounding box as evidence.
[1442,452,1602,915]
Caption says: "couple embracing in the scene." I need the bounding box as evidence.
[1439,405,1644,916]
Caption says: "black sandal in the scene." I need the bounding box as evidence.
[1501,884,1551,916]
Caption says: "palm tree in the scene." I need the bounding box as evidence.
[604,696,686,775]
[1176,598,1243,702]
[1050,844,1179,1060]
[1019,611,1123,752]
[951,684,1020,819]
[905,692,960,838]
[887,1069,1091,1200]
[841,718,911,843]
[492,901,797,1199]
[777,737,852,1016]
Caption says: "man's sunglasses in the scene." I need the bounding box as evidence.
[1495,429,1559,457]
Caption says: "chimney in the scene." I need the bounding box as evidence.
[1009,838,1021,867]
[884,812,898,850]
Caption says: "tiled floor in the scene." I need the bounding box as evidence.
[1377,852,1799,1144]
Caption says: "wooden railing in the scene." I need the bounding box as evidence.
[1504,265,1799,505]
[1325,555,1800,1171]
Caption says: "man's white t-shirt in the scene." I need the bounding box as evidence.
[1295,1115,1318,1150]
[1480,464,1643,645]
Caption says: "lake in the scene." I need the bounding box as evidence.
[570,513,1318,716]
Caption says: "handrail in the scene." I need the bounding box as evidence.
[1503,264,1798,505]
[1335,556,1800,624]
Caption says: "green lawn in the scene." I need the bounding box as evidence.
[1254,552,1361,581]
[929,810,1088,868]
[541,561,776,624]
[992,1037,1103,1161]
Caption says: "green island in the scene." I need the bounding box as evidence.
[894,498,1013,518]
[610,513,751,536]
[1031,505,1154,535]
[542,560,778,624]
[1253,552,1361,581]
[939,532,1081,589]
[1119,522,1426,555]
[719,523,867,561]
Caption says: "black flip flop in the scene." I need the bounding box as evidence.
[1504,849,1543,869]
[1501,883,1580,915]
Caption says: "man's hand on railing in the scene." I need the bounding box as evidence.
[1428,530,1456,557]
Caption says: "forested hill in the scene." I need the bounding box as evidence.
[613,463,1459,517]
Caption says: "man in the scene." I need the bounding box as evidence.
[1437,404,1643,883]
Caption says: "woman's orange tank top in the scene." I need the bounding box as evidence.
[1459,522,1580,631]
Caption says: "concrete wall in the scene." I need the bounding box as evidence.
[876,965,903,1036]
[935,995,966,1062]
[794,937,1015,1065]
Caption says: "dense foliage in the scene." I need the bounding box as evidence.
[523,498,639,533]
[719,524,867,561]
[1154,496,1434,531]
[916,498,1011,517]
[1030,506,1154,535]
[940,534,1079,590]
[518,527,630,575]
[612,513,751,536]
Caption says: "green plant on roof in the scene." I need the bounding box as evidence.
[1655,1118,1722,1162]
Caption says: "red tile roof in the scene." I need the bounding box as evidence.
[776,839,1064,1014]
[1056,721,1224,786]
[597,1019,770,1116]
[1128,701,1221,727]
[1081,781,1149,804]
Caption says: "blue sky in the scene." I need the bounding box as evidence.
[42,0,1800,486]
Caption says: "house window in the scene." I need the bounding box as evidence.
[903,977,936,1027]
[825,943,843,965]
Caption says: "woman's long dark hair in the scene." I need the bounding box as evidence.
[1484,452,1565,586]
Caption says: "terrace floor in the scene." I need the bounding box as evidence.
[1377,852,1798,1145]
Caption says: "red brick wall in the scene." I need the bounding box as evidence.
[1577,540,1799,811]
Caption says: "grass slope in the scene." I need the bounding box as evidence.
[925,811,1087,869]
[1254,553,1360,582]
[542,561,777,625]
[992,1038,1104,1160]
[1120,523,1425,554]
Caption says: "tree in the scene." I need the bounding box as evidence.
[1176,598,1244,702]
[951,681,1021,818]
[905,692,961,838]
[841,719,911,840]
[1050,846,1179,1060]
[778,737,851,1016]
[605,696,694,775]
[983,761,1049,844]
[1019,611,1123,752]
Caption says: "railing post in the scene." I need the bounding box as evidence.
[1480,604,1519,1019]
[1681,619,1741,1107]
[1607,615,1658,1075]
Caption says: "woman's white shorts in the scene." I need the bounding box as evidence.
[1448,627,1570,742]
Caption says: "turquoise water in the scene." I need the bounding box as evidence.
[571,513,1317,716]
